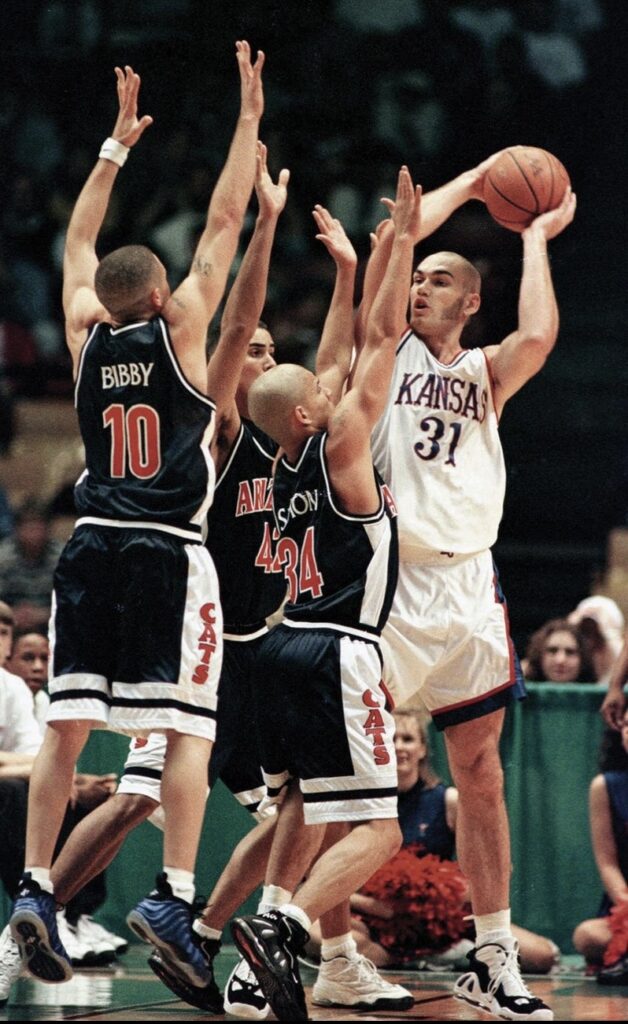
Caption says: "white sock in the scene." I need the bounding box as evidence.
[279,902,312,934]
[26,868,53,895]
[321,933,358,961]
[259,885,293,914]
[474,909,512,947]
[193,918,222,942]
[163,867,195,904]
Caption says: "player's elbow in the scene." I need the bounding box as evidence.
[208,204,243,236]
[520,330,556,363]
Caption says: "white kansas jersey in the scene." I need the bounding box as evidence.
[371,329,506,559]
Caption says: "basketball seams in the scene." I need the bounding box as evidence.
[483,146,570,232]
[484,175,535,218]
[508,149,541,215]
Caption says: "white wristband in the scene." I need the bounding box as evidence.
[99,137,130,168]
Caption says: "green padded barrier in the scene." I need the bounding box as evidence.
[427,682,607,953]
[2,682,605,951]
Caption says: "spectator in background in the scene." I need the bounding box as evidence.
[572,712,628,981]
[6,630,50,735]
[304,707,559,975]
[568,596,626,686]
[523,618,596,683]
[0,499,62,631]
[0,611,123,996]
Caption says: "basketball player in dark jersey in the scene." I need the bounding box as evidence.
[10,44,264,991]
[229,167,423,1021]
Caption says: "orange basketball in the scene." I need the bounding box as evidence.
[483,146,570,232]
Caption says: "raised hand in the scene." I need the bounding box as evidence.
[112,66,153,147]
[382,166,422,242]
[313,205,357,269]
[236,39,265,121]
[465,149,509,202]
[255,141,290,220]
[526,187,577,240]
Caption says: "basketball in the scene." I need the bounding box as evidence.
[483,147,570,232]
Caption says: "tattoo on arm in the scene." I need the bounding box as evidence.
[193,256,213,278]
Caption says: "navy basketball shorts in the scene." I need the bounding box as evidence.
[48,524,222,740]
[118,634,269,821]
[253,623,398,825]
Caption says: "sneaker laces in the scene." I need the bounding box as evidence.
[478,941,534,1001]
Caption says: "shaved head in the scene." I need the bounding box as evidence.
[248,363,314,444]
[416,251,482,295]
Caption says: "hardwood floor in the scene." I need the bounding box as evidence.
[2,946,627,1021]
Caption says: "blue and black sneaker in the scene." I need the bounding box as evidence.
[127,873,210,988]
[9,873,72,983]
[231,909,309,1021]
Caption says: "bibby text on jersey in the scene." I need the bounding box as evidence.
[74,318,215,540]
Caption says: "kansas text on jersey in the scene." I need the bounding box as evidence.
[272,433,398,637]
[73,318,215,539]
[371,328,506,558]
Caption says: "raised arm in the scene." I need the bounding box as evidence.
[63,66,153,369]
[207,142,289,462]
[312,206,358,404]
[326,167,421,513]
[589,774,628,906]
[484,187,577,417]
[164,41,264,352]
[354,151,505,354]
[350,169,421,414]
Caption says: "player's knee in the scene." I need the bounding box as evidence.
[368,817,402,860]
[450,742,504,798]
[108,792,157,829]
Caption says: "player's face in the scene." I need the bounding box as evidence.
[394,716,427,783]
[409,256,470,335]
[7,634,49,694]
[540,630,582,683]
[239,328,276,398]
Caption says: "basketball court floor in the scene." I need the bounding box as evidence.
[2,945,627,1021]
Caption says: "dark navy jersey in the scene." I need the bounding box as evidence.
[206,419,285,634]
[398,780,456,860]
[273,433,398,636]
[74,318,215,538]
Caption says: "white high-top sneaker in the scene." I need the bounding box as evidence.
[454,937,554,1021]
[312,953,414,1010]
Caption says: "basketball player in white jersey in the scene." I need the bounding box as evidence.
[364,186,576,1021]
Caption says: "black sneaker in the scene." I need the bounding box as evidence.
[597,953,628,986]
[231,910,309,1021]
[454,938,554,1020]
[148,946,224,1013]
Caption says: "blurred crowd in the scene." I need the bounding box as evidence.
[0,0,616,406]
